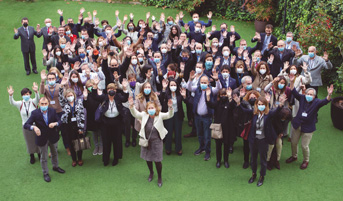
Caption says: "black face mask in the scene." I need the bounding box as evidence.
[68,23,74,27]
[249,98,256,105]
[23,23,28,27]
[110,68,119,74]
[108,90,116,96]
[84,22,90,26]
[109,52,115,57]
[220,96,228,102]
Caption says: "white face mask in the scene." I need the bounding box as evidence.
[99,42,103,46]
[55,51,61,56]
[193,18,199,22]
[161,49,167,54]
[259,69,266,75]
[223,51,229,57]
[170,86,177,92]
[290,69,297,75]
[131,59,137,65]
[46,23,51,27]
[67,96,74,102]
[213,43,218,47]
[71,78,78,83]
[195,27,201,32]
[222,72,229,78]
[195,68,202,74]
[236,68,243,73]
[105,30,111,34]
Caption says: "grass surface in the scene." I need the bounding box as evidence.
[0,1,342,201]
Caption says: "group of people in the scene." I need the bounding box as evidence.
[11,8,334,187]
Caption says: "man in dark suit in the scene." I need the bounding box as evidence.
[49,26,71,48]
[186,22,206,44]
[24,97,65,182]
[58,8,81,38]
[179,11,212,32]
[219,65,237,90]
[263,40,295,78]
[231,39,262,60]
[209,23,241,49]
[251,24,278,59]
[14,17,42,75]
[40,18,57,50]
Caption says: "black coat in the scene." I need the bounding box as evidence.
[263,48,295,78]
[159,90,185,120]
[207,98,236,144]
[24,107,61,146]
[83,90,101,131]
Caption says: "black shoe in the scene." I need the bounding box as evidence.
[184,132,197,138]
[248,174,256,183]
[216,161,221,168]
[53,167,65,174]
[30,154,35,164]
[43,174,51,182]
[229,146,234,154]
[33,69,38,74]
[224,161,230,168]
[132,141,137,147]
[104,161,109,166]
[38,153,41,160]
[26,71,31,75]
[125,142,130,148]
[112,159,118,166]
[166,151,171,155]
[188,120,193,127]
[243,161,249,169]
[257,176,264,187]
[148,172,154,182]
[194,148,205,155]
[204,153,210,161]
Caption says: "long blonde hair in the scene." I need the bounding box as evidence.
[136,82,158,102]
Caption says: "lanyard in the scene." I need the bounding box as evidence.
[109,101,115,113]
[70,102,75,117]
[49,86,56,100]
[23,101,31,116]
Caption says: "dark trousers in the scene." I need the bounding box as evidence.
[164,111,183,152]
[57,112,69,149]
[123,107,137,143]
[65,122,82,162]
[243,139,250,163]
[215,139,229,163]
[102,116,122,164]
[249,138,268,176]
[186,99,194,122]
[22,50,37,72]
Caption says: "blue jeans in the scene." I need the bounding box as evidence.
[194,115,212,154]
[164,111,183,153]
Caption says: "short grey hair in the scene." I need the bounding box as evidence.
[241,76,252,84]
[305,88,316,96]
[286,32,294,37]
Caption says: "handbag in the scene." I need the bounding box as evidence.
[210,123,223,139]
[139,123,154,147]
[72,134,91,152]
[95,101,106,122]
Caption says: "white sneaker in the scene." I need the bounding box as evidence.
[98,146,103,155]
[92,146,98,156]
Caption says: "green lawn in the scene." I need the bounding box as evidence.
[0,1,342,201]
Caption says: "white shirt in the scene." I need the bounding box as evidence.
[104,100,119,118]
[171,94,178,113]
[9,93,40,125]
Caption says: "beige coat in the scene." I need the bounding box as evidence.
[251,66,273,97]
[130,106,173,140]
[134,95,161,131]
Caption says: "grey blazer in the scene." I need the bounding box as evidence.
[293,55,333,86]
[14,26,41,53]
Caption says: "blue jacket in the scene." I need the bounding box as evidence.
[24,107,61,146]
[179,19,212,32]
[291,88,330,133]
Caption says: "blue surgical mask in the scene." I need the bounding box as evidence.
[154,58,160,63]
[81,35,86,40]
[278,84,285,89]
[80,53,86,58]
[66,30,71,35]
[246,84,252,90]
[22,95,30,102]
[305,95,313,102]
[286,37,292,42]
[242,46,247,50]
[144,88,151,95]
[256,57,261,62]
[86,50,91,54]
[196,49,202,54]
[258,105,266,111]
[195,27,201,33]
[127,40,131,45]
[222,72,229,78]
[278,47,284,52]
[60,44,66,49]
[138,58,143,63]
[48,80,56,86]
[128,27,134,31]
[40,106,48,111]
[205,61,213,70]
[168,21,173,25]
[182,57,189,62]
[200,84,208,90]
[148,109,156,116]
[309,52,315,58]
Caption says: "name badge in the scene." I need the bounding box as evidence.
[275,101,280,106]
[256,130,262,135]
[61,70,65,73]
[71,117,77,122]
[50,101,55,105]
[256,87,261,92]
[302,112,308,117]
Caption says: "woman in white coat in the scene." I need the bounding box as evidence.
[129,97,173,187]
[8,83,40,164]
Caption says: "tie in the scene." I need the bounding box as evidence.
[43,114,48,125]
[25,28,29,39]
